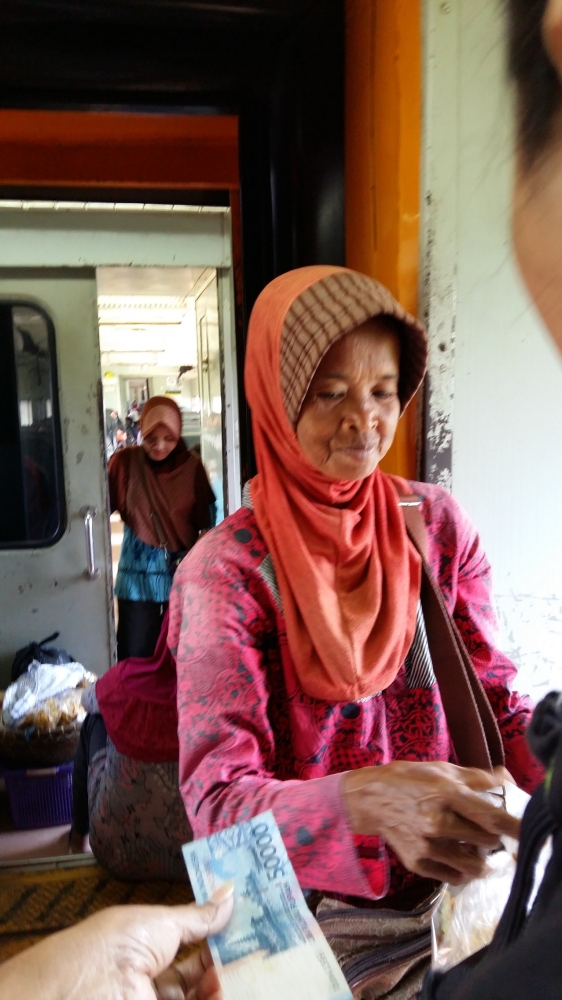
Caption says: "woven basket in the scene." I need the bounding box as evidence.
[0,720,81,768]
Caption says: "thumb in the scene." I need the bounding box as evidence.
[492,766,516,785]
[172,883,234,947]
[457,766,506,792]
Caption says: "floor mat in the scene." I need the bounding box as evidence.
[0,858,194,961]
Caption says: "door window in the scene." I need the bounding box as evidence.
[0,302,65,546]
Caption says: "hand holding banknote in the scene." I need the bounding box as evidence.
[0,892,234,1000]
[183,811,352,1000]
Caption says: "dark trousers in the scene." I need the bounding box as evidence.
[72,713,108,836]
[116,598,168,661]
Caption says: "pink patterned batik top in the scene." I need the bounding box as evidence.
[169,481,543,901]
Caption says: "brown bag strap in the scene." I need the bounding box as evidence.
[136,447,170,552]
[399,497,504,771]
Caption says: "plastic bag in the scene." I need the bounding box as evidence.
[432,782,533,971]
[2,661,93,729]
[432,850,516,971]
[21,690,88,730]
[11,631,74,682]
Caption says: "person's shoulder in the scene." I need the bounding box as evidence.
[204,506,263,547]
[108,448,124,474]
[408,479,454,512]
[407,479,476,544]
[109,445,138,468]
[175,506,268,581]
[170,507,278,643]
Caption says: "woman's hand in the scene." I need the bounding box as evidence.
[344,761,519,885]
[0,884,233,1000]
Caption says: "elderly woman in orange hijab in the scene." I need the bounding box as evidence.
[169,267,542,907]
[109,395,214,660]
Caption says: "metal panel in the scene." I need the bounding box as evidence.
[0,207,231,269]
[0,269,114,685]
[194,270,227,523]
[218,265,241,515]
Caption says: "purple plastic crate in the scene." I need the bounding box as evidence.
[3,762,74,829]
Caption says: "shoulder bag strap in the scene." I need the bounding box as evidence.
[400,497,504,770]
[136,447,170,552]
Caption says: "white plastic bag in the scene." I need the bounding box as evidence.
[432,782,534,971]
[2,660,90,727]
[432,849,516,970]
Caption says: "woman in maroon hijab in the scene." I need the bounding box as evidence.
[109,396,214,660]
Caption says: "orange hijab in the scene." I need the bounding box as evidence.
[245,266,428,703]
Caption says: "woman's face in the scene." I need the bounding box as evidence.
[142,424,178,462]
[296,320,401,480]
[513,1,562,354]
[513,138,562,354]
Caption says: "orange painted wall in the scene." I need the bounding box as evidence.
[0,110,239,189]
[345,0,422,478]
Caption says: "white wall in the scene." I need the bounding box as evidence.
[422,0,562,705]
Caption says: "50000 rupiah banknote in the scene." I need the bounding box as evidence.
[183,810,351,1000]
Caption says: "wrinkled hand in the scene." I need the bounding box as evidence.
[344,761,519,885]
[0,884,233,1000]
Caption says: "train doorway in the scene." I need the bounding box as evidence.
[0,201,239,684]
[97,264,227,592]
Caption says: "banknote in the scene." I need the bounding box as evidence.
[183,810,352,1000]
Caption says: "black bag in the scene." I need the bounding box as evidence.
[420,690,562,1000]
[11,631,74,682]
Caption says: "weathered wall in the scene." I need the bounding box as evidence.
[422,0,562,704]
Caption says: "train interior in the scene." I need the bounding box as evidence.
[99,265,228,586]
[0,205,239,863]
[0,0,561,968]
